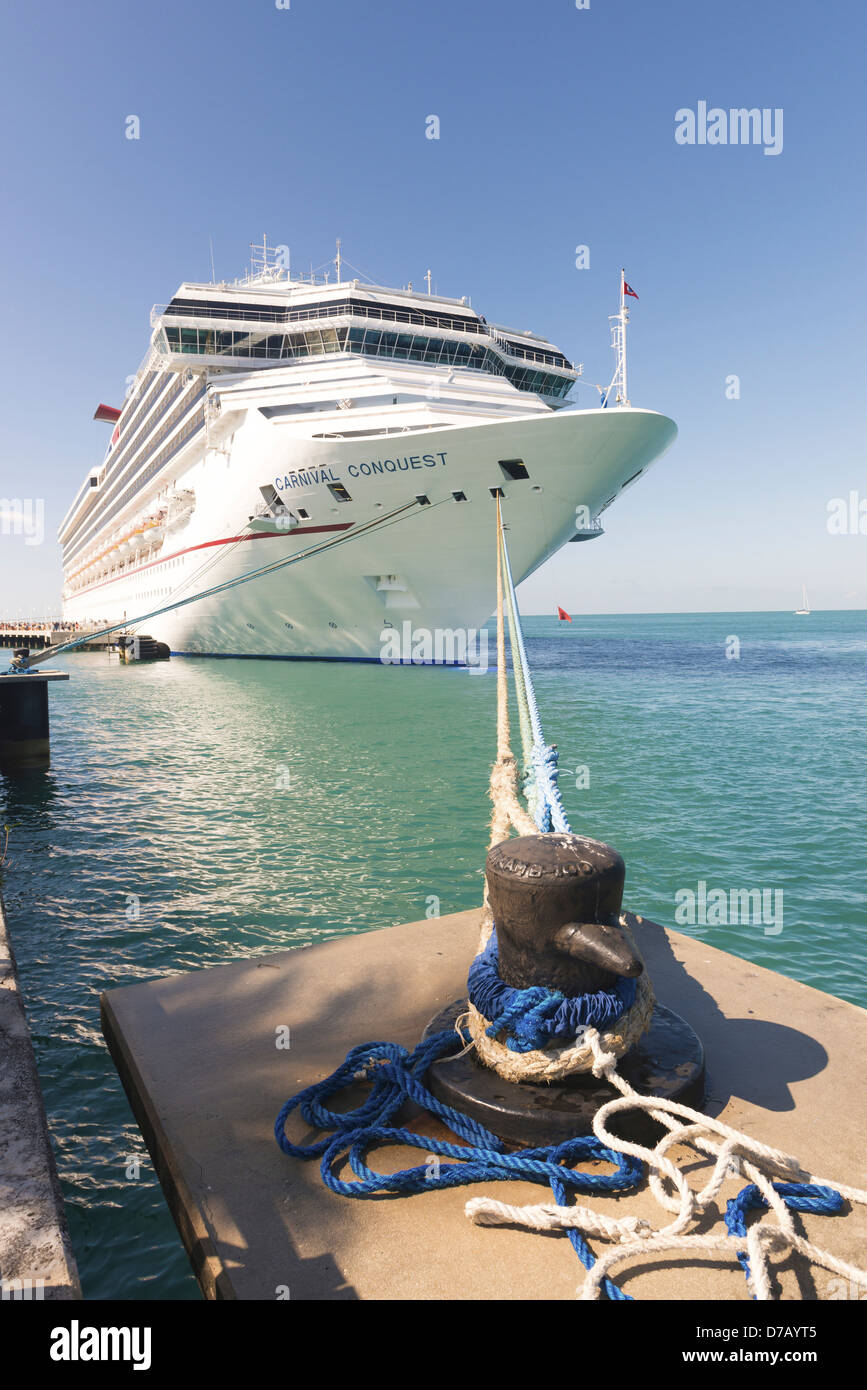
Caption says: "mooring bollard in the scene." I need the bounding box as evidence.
[487,835,643,995]
[424,832,705,1146]
[0,658,69,773]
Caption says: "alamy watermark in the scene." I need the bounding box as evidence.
[50,1323,152,1371]
[825,1276,867,1300]
[380,622,489,672]
[675,881,783,936]
[2,1277,45,1300]
[827,491,867,535]
[675,103,783,156]
[0,498,44,546]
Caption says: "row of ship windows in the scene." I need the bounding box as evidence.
[70,388,203,560]
[163,321,568,370]
[108,369,161,461]
[160,326,574,398]
[94,373,191,509]
[66,407,205,571]
[69,370,189,557]
[165,298,571,368]
[68,555,185,595]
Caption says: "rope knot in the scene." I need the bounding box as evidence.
[589,1037,617,1080]
[616,1215,654,1242]
[469,930,637,1055]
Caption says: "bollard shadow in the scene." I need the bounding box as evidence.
[626,914,829,1115]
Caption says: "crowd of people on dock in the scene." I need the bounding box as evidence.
[0,620,105,635]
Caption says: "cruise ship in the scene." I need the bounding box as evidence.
[59,242,677,661]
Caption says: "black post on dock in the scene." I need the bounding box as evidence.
[424,832,705,1145]
[0,659,70,773]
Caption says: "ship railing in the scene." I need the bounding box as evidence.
[488,329,581,373]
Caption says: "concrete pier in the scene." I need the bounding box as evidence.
[0,895,80,1299]
[101,909,867,1301]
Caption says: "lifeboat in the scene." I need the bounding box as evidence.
[165,490,195,532]
[142,509,167,546]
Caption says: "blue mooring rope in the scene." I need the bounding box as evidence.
[274,1015,844,1299]
[275,1025,642,1300]
[468,929,637,1051]
[724,1181,845,1295]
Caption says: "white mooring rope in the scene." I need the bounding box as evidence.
[467,504,867,1300]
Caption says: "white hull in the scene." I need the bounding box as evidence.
[63,402,675,659]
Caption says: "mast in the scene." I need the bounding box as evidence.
[619,268,628,406]
[335,238,342,284]
[603,268,631,408]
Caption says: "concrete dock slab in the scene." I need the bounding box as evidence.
[0,895,80,1300]
[100,910,867,1301]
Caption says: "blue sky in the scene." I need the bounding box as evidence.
[1,0,864,616]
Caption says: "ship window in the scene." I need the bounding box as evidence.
[499,459,529,481]
[297,508,310,519]
[415,494,431,506]
[327,482,352,503]
[490,487,505,499]
[452,490,467,502]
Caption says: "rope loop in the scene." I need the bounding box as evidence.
[275,1024,644,1301]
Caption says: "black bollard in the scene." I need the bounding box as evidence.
[423,832,705,1146]
[488,835,642,995]
[0,666,70,773]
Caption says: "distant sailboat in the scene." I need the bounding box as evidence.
[794,585,810,616]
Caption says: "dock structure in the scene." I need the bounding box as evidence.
[101,909,867,1301]
[0,624,116,653]
[0,896,80,1300]
[0,670,70,772]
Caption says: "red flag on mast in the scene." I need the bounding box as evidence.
[557,606,572,622]
[623,281,639,300]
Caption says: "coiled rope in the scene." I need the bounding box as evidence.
[275,500,867,1300]
[468,928,638,1051]
[274,1028,643,1302]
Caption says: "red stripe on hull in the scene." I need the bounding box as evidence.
[67,524,353,598]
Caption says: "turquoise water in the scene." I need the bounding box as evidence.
[1,610,865,1298]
